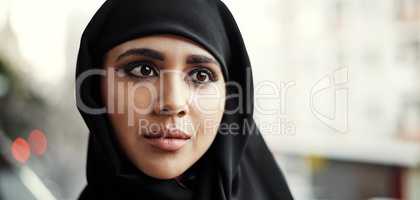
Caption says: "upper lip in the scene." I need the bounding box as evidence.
[143,128,191,139]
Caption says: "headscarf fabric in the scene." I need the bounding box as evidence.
[75,0,293,199]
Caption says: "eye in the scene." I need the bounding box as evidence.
[188,67,217,84]
[122,61,159,78]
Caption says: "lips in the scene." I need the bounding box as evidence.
[144,128,191,139]
[143,128,191,151]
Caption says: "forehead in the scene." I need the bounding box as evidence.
[106,34,216,59]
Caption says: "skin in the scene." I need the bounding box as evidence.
[101,34,226,179]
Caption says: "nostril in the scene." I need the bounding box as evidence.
[177,110,186,117]
[158,106,170,115]
[157,105,187,116]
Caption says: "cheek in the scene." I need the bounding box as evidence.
[190,83,226,138]
[191,83,225,116]
[101,74,158,143]
[129,82,157,114]
[102,75,156,116]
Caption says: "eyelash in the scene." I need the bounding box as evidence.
[188,66,218,85]
[117,61,218,85]
[119,61,159,79]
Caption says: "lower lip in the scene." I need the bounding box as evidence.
[144,137,189,152]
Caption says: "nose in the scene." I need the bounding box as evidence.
[154,71,189,118]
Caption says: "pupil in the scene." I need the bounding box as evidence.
[141,65,151,75]
[197,71,207,81]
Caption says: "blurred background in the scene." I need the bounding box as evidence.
[0,0,420,199]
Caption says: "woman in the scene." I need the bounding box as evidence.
[75,0,293,199]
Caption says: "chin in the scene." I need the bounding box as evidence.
[142,167,186,180]
[135,158,191,180]
[148,171,183,180]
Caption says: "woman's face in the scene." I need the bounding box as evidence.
[101,34,226,179]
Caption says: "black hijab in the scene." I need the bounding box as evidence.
[75,0,293,199]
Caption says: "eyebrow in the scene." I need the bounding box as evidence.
[186,55,218,65]
[117,48,164,61]
[116,48,218,65]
